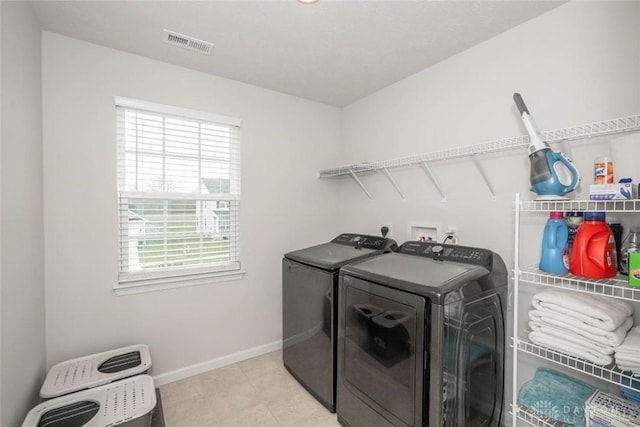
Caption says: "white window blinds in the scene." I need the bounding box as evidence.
[115,97,241,288]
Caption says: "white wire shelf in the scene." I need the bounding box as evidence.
[317,114,640,178]
[512,404,569,427]
[518,198,640,213]
[317,135,529,178]
[517,339,639,391]
[518,265,640,303]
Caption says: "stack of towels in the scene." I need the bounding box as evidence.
[616,327,640,374]
[617,327,640,404]
[528,289,634,366]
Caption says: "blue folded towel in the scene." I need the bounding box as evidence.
[518,367,596,427]
[622,390,640,405]
[621,371,640,404]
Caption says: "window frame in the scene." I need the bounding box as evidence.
[114,97,244,295]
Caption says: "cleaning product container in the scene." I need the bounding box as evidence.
[23,375,156,427]
[570,212,618,279]
[629,252,640,287]
[606,217,623,272]
[621,227,640,275]
[540,211,569,274]
[40,344,152,398]
[565,211,583,269]
[594,156,614,184]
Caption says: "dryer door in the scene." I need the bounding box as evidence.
[337,274,427,427]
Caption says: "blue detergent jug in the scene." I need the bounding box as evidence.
[540,211,569,274]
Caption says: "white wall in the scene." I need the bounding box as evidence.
[339,0,640,251]
[1,5,3,423]
[41,32,341,382]
[0,2,46,426]
[8,2,640,424]
[337,1,640,424]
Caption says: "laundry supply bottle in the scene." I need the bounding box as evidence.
[569,211,618,279]
[620,227,640,275]
[540,211,569,274]
[563,211,583,270]
[606,217,623,272]
[594,156,614,184]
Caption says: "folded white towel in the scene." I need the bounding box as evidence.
[532,289,633,332]
[529,330,614,365]
[615,359,640,370]
[616,326,640,357]
[529,321,615,354]
[616,355,640,364]
[617,350,640,358]
[616,365,640,375]
[616,353,640,361]
[529,309,632,347]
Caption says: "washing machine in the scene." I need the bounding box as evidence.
[282,233,397,412]
[337,240,507,427]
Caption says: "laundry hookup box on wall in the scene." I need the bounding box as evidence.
[585,391,640,427]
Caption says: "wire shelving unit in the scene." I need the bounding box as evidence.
[512,194,640,426]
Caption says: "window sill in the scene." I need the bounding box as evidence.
[114,269,246,296]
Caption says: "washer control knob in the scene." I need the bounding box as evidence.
[431,245,444,254]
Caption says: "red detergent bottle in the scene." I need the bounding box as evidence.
[570,211,618,279]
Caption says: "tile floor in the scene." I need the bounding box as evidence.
[160,350,341,427]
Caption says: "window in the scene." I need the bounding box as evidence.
[115,97,242,293]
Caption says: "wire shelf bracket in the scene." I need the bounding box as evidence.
[349,169,373,199]
[381,167,405,199]
[471,154,497,200]
[420,161,446,200]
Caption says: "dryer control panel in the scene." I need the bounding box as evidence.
[331,233,397,251]
[397,241,493,267]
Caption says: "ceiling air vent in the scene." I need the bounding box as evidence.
[163,29,214,55]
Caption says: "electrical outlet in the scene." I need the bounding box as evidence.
[444,226,458,245]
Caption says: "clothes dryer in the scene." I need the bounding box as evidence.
[337,241,507,427]
[283,233,397,412]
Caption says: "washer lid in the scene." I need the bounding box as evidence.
[340,252,494,303]
[284,233,397,271]
[285,242,379,270]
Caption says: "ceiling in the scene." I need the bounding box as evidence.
[30,1,565,107]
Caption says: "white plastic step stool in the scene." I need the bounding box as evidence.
[40,344,152,398]
[23,374,156,427]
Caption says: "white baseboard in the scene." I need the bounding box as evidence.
[152,340,283,387]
